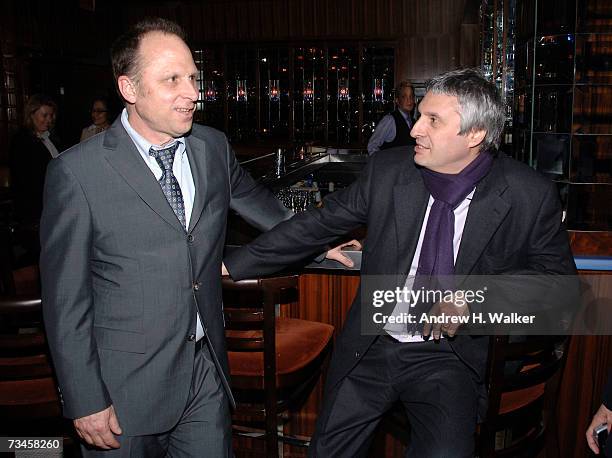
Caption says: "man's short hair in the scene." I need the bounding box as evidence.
[394,80,414,98]
[110,17,187,85]
[426,68,505,151]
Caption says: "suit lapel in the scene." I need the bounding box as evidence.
[185,134,209,233]
[455,156,511,274]
[102,119,186,234]
[393,167,429,276]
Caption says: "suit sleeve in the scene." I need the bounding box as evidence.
[523,181,576,275]
[367,114,395,155]
[226,140,293,231]
[224,154,374,280]
[40,158,112,419]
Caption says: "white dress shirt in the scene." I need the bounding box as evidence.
[384,189,475,342]
[39,131,60,158]
[367,109,413,155]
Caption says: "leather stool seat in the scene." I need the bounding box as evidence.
[228,317,334,390]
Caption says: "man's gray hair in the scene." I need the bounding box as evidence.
[426,68,505,151]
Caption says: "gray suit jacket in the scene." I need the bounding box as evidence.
[40,117,291,436]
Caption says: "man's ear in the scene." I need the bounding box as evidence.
[117,76,137,104]
[467,128,486,149]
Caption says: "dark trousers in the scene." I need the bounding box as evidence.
[309,336,480,458]
[81,342,232,458]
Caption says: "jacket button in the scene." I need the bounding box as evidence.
[187,334,196,341]
[187,234,194,243]
[193,282,201,291]
[355,351,361,358]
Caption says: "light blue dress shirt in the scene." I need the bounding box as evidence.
[367,109,413,155]
[121,109,204,341]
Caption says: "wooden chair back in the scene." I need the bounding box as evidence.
[478,334,570,458]
[222,275,304,456]
[0,295,62,423]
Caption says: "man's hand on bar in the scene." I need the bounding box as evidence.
[326,239,362,268]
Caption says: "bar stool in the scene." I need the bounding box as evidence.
[222,275,334,457]
[476,335,571,457]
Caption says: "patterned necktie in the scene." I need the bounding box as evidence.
[149,143,186,229]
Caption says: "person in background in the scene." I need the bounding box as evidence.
[367,80,416,154]
[9,93,60,223]
[80,97,111,142]
[586,374,612,456]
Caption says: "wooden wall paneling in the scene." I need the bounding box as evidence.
[425,36,438,79]
[17,1,37,50]
[390,0,402,36]
[443,33,457,73]
[313,0,324,38]
[400,0,409,36]
[375,0,386,36]
[381,0,390,35]
[261,1,275,40]
[236,2,249,41]
[272,0,283,39]
[389,0,400,35]
[346,0,358,37]
[198,2,211,43]
[297,0,309,39]
[413,0,425,36]
[178,3,196,44]
[328,0,339,36]
[325,0,335,37]
[224,2,238,41]
[460,23,480,68]
[344,0,356,36]
[254,1,267,41]
[555,271,612,458]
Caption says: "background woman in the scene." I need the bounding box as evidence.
[9,93,60,223]
[80,97,111,141]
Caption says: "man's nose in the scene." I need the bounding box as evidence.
[410,118,422,138]
[183,79,199,101]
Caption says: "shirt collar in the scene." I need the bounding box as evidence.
[397,109,411,121]
[120,108,185,156]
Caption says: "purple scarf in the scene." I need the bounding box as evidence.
[410,152,493,333]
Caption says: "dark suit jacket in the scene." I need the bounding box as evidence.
[40,117,291,436]
[9,128,60,222]
[225,146,576,398]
